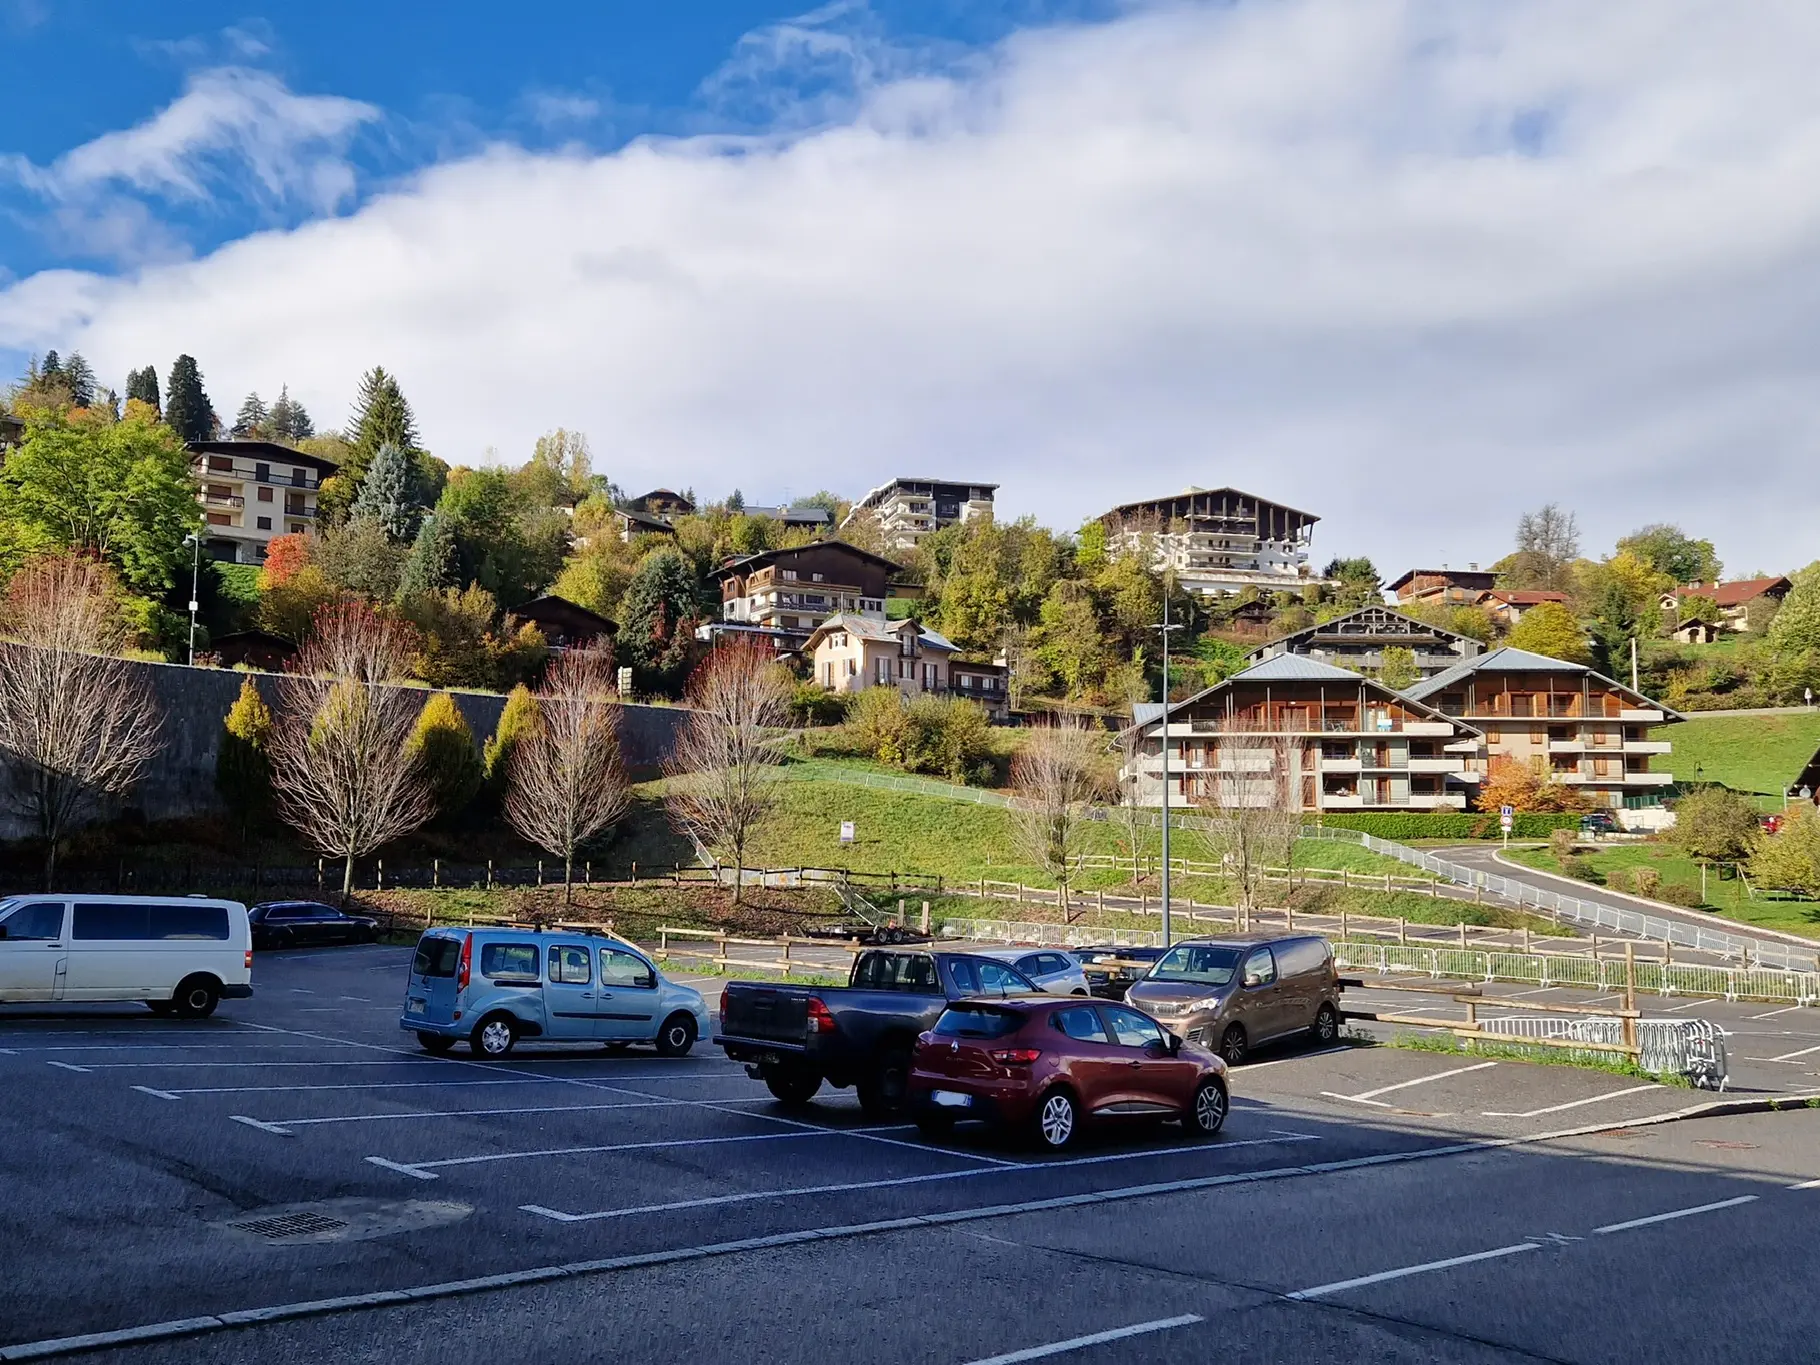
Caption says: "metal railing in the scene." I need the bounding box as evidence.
[1479,1015,1728,1089]
[1299,826,1820,973]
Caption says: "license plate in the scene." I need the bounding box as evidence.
[931,1089,973,1109]
[406,999,425,1015]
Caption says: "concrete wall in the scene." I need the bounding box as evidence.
[0,659,690,840]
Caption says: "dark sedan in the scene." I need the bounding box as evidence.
[248,901,381,950]
[908,996,1228,1151]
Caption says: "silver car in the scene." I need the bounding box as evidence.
[975,947,1090,997]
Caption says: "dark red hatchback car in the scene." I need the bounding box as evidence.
[908,996,1228,1151]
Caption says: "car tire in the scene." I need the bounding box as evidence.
[471,1014,519,1059]
[856,1048,912,1119]
[763,1066,822,1107]
[655,1013,697,1058]
[1184,1078,1228,1138]
[171,976,220,1020]
[417,1032,457,1055]
[1031,1087,1079,1152]
[1311,1003,1341,1045]
[1219,1024,1249,1066]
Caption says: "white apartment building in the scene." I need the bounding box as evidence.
[189,440,337,565]
[842,478,997,552]
[1101,486,1319,597]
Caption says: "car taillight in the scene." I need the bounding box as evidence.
[719,988,729,1020]
[244,950,253,970]
[805,997,836,1034]
[990,1048,1042,1065]
[456,934,472,992]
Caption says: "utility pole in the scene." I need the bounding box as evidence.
[1152,587,1184,947]
[184,533,202,666]
[1630,636,1639,694]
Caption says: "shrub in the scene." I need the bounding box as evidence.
[215,676,273,837]
[1627,866,1662,899]
[1656,881,1705,908]
[848,686,907,759]
[896,695,993,781]
[1549,828,1578,865]
[789,682,848,727]
[483,684,540,807]
[1559,855,1601,883]
[408,692,484,821]
[1670,786,1760,863]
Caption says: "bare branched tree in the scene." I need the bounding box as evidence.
[269,601,433,900]
[1191,717,1300,929]
[1008,719,1109,917]
[0,556,163,887]
[664,640,793,903]
[504,649,631,905]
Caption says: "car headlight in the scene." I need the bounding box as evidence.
[1190,996,1225,1014]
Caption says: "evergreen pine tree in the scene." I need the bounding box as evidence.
[617,547,702,695]
[164,354,218,442]
[398,512,457,598]
[215,677,274,838]
[727,489,745,511]
[62,352,96,407]
[407,693,485,822]
[40,350,61,381]
[348,366,420,468]
[233,392,269,438]
[125,366,161,414]
[349,441,417,541]
[268,385,313,441]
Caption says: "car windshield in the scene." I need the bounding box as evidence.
[1146,944,1243,986]
[933,1005,1022,1039]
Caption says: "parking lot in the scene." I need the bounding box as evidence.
[4,944,1820,1364]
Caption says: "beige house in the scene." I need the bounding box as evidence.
[1403,647,1679,810]
[188,439,336,565]
[806,614,959,699]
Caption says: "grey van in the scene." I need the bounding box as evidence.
[1123,934,1340,1065]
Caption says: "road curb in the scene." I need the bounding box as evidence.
[6,1097,1817,1361]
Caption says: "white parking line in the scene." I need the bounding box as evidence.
[0,1042,350,1053]
[1322,1061,1497,1107]
[1284,1242,1539,1300]
[962,1315,1203,1365]
[78,1059,454,1069]
[161,1077,563,1096]
[519,1132,1324,1222]
[1768,1044,1820,1063]
[131,1085,180,1100]
[369,1124,942,1180]
[1592,1195,1758,1234]
[45,1060,91,1073]
[1789,1178,1820,1190]
[1230,1047,1350,1072]
[1482,1084,1660,1119]
[1662,1001,1707,1013]
[1750,1006,1806,1020]
[235,1094,778,1132]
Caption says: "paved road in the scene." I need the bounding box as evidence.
[4,945,1819,1363]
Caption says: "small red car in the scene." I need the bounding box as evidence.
[908,996,1229,1151]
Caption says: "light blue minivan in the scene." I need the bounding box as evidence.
[401,927,710,1059]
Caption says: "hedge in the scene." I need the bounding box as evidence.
[1307,811,1583,841]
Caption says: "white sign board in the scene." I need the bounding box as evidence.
[840,821,856,844]
[617,666,634,695]
[1499,804,1514,832]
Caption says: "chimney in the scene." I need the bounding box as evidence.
[1468,562,1479,571]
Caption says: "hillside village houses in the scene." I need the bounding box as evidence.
[708,540,900,654]
[1245,605,1485,680]
[843,478,997,552]
[1659,577,1792,633]
[188,439,337,565]
[1100,487,1321,597]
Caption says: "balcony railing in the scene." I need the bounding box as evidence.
[201,492,244,508]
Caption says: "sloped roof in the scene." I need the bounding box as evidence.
[188,438,339,473]
[1250,605,1476,656]
[1386,567,1496,593]
[804,612,956,653]
[1482,589,1569,605]
[715,539,902,579]
[1403,646,1682,718]
[1124,653,1480,738]
[1229,654,1364,683]
[1672,577,1790,608]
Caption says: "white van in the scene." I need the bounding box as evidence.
[0,895,254,1017]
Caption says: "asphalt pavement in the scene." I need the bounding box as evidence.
[2,943,1817,1364]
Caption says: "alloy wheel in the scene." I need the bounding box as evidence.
[1194,1081,1227,1134]
[480,1020,514,1055]
[1039,1093,1076,1148]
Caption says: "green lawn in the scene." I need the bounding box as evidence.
[1507,843,1820,939]
[1652,711,1820,798]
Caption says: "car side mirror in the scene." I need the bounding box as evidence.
[636,972,655,989]
[1167,1032,1182,1056]
[1144,1038,1170,1060]
[1242,972,1261,988]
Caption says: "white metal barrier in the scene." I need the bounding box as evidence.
[1479,1015,1729,1089]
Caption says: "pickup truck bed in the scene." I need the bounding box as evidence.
[715,949,1040,1116]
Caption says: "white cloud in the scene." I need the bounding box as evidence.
[5,0,1820,574]
[2,66,378,259]
[523,92,604,129]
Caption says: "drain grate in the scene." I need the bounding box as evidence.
[229,1211,350,1241]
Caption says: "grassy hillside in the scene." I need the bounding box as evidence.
[1651,711,1820,799]
[1508,843,1820,939]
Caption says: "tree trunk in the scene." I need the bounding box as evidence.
[564,853,575,907]
[43,839,57,892]
[341,853,355,905]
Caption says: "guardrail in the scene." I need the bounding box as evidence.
[1300,826,1820,973]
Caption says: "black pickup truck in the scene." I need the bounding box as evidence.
[714,949,1041,1116]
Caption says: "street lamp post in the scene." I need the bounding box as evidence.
[184,533,202,666]
[1151,589,1184,947]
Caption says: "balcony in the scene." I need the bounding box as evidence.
[1403,722,1457,736]
[283,506,317,520]
[1320,794,1366,809]
[1320,758,1362,773]
[1620,708,1665,722]
[1407,756,1461,773]
[1547,739,1585,754]
[1621,771,1674,786]
[1623,739,1672,754]
[201,492,244,509]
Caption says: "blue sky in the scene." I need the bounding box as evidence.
[1,1,1817,575]
[0,1,1109,277]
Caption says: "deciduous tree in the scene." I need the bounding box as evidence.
[1510,503,1581,593]
[1671,785,1759,865]
[0,556,164,886]
[1505,599,1591,665]
[664,640,793,902]
[1190,720,1300,927]
[504,649,632,903]
[215,676,274,839]
[1749,803,1820,898]
[1008,719,1108,914]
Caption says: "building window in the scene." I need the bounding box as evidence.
[959,674,972,690]
[255,463,270,482]
[208,456,234,472]
[924,662,938,690]
[257,486,274,503]
[292,469,306,486]
[256,516,272,531]
[782,569,798,581]
[207,512,232,526]
[876,657,892,685]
